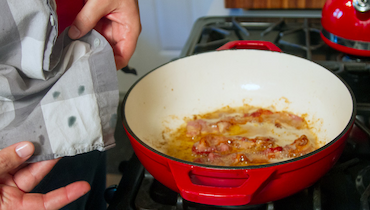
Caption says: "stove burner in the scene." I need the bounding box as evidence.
[278,18,324,60]
[340,54,370,63]
[356,165,370,210]
[260,19,284,37]
[193,17,285,54]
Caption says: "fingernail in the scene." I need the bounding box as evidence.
[16,143,33,158]
[69,25,80,39]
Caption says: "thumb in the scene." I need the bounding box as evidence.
[68,0,109,39]
[0,142,34,175]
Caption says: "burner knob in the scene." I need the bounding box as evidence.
[353,0,370,12]
[104,185,118,204]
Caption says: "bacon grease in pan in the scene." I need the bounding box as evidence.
[164,105,319,166]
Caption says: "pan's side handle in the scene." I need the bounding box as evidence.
[168,160,276,206]
[217,40,282,52]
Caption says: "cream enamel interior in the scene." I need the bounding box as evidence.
[124,50,354,156]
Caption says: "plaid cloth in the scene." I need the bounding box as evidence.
[0,0,119,162]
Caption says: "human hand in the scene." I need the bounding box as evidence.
[68,0,142,70]
[0,141,90,210]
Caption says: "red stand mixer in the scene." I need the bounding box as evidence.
[321,0,370,57]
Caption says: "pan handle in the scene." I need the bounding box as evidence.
[217,40,282,52]
[168,160,276,206]
[355,118,370,137]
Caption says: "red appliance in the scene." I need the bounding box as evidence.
[321,0,370,57]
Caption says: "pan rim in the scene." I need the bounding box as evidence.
[121,49,357,170]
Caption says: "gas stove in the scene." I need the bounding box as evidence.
[107,15,370,210]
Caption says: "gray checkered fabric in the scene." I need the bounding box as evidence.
[0,0,119,162]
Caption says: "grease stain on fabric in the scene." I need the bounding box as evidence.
[78,85,85,95]
[39,135,45,145]
[53,91,60,99]
[110,114,117,128]
[68,116,76,127]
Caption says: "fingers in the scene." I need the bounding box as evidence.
[68,0,141,69]
[114,55,127,70]
[43,181,91,210]
[68,0,113,39]
[0,142,34,176]
[20,181,90,210]
[113,39,137,70]
[13,158,59,192]
[112,21,140,70]
[108,0,141,69]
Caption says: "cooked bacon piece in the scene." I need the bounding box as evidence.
[267,146,283,153]
[201,123,219,135]
[277,112,306,129]
[192,135,229,154]
[191,134,315,165]
[248,109,306,129]
[192,137,214,154]
[186,119,219,137]
[233,136,254,149]
[186,120,202,137]
[193,135,277,154]
[275,120,282,128]
[186,108,306,139]
[230,136,276,152]
[207,152,225,164]
[218,143,230,152]
[193,153,221,165]
[192,135,278,163]
[266,146,283,159]
[234,154,249,165]
[250,109,273,118]
[181,107,316,166]
[253,137,275,151]
[194,153,239,166]
[233,136,275,151]
[243,153,269,164]
[185,120,230,137]
[217,121,231,133]
[196,152,272,166]
[280,135,313,159]
[228,115,250,124]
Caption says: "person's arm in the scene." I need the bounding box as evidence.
[68,0,142,70]
[0,142,90,209]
